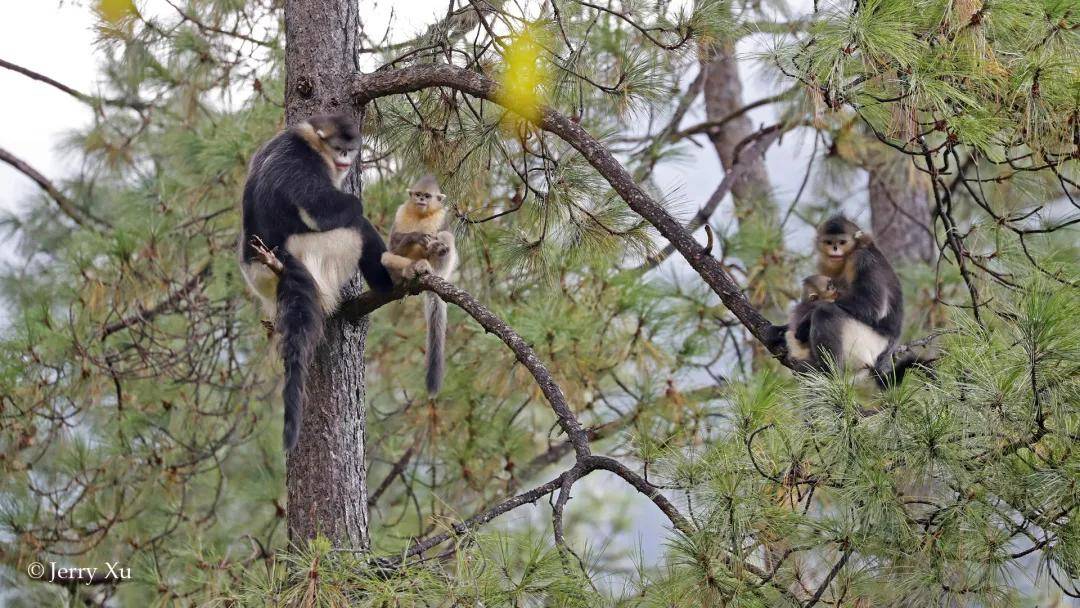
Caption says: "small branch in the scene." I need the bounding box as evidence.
[805,544,852,607]
[0,145,110,231]
[0,57,146,109]
[415,274,592,459]
[249,236,283,274]
[350,64,788,364]
[101,262,212,339]
[367,443,417,507]
[377,470,571,563]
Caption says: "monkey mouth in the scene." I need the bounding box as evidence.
[334,162,352,170]
[828,254,845,259]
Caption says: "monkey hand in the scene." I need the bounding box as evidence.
[403,259,433,279]
[425,238,449,258]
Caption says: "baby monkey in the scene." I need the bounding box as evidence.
[786,275,839,365]
[382,175,457,394]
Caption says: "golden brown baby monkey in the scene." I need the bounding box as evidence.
[382,175,457,394]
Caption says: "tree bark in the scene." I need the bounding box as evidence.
[283,0,370,550]
[700,44,776,215]
[866,153,935,264]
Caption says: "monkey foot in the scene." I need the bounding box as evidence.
[426,240,449,257]
[261,319,275,339]
[404,259,433,279]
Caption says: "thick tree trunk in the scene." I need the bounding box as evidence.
[701,44,775,216]
[283,0,370,550]
[867,154,935,264]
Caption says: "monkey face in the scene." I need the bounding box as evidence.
[818,233,856,262]
[310,114,361,175]
[408,189,446,212]
[802,275,837,302]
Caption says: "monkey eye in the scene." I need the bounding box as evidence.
[838,240,847,246]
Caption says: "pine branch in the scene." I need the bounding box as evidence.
[0,57,147,109]
[100,262,212,339]
[0,145,111,231]
[349,64,790,364]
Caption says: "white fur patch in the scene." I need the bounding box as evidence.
[298,208,320,230]
[332,166,349,189]
[240,261,279,318]
[840,321,889,369]
[286,228,363,314]
[785,329,811,361]
[878,292,890,321]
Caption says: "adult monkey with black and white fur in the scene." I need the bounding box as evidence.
[805,215,911,385]
[382,175,457,394]
[239,113,394,451]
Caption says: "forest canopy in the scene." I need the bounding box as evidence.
[0,0,1077,606]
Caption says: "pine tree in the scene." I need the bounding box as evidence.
[0,0,1076,605]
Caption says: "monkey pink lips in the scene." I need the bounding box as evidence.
[335,162,351,170]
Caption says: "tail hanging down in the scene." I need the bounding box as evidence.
[424,292,447,394]
[275,250,325,450]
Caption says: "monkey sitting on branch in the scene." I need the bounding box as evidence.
[382,175,458,394]
[771,216,925,386]
[239,113,393,451]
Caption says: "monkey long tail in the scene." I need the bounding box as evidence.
[276,250,325,451]
[424,291,447,394]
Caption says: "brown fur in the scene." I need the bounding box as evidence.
[381,175,458,394]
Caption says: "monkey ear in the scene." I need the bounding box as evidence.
[853,230,865,241]
[809,294,818,302]
[436,193,446,202]
[315,129,327,139]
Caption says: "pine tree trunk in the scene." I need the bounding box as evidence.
[701,44,775,215]
[867,154,935,265]
[283,0,370,550]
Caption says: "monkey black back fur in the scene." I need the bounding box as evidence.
[240,114,393,451]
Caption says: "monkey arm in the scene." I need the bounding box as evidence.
[381,251,415,274]
[388,231,431,253]
[291,185,366,231]
[833,248,887,328]
[794,317,813,343]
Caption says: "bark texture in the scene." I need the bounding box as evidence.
[284,0,370,549]
[700,45,776,215]
[867,154,936,264]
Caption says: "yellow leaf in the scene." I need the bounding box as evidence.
[495,23,551,124]
[96,0,136,23]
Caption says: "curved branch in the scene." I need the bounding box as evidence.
[350,64,788,364]
[414,274,591,458]
[0,145,110,231]
[0,57,147,110]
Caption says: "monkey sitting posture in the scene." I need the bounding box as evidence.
[381,175,458,394]
[239,113,393,451]
[785,275,838,366]
[805,215,904,381]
